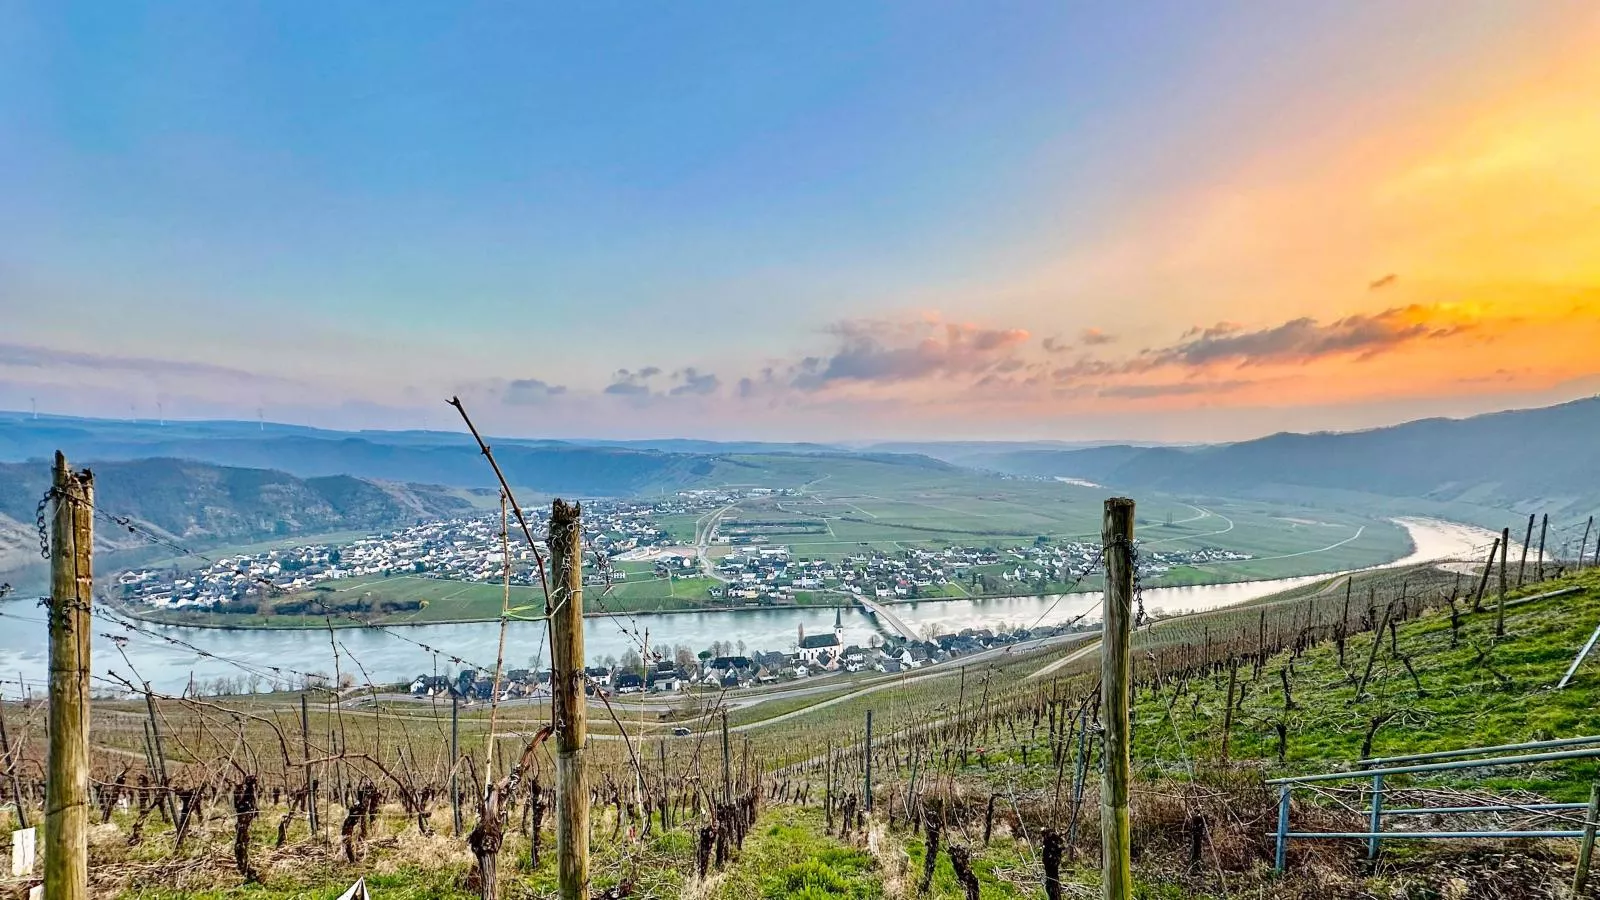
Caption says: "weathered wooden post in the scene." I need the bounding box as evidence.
[721,709,732,805]
[1100,497,1135,900]
[1472,537,1499,612]
[1517,514,1534,587]
[0,694,26,829]
[451,691,462,835]
[301,693,317,836]
[1496,527,1511,639]
[46,452,93,900]
[863,710,873,813]
[550,499,588,900]
[1536,514,1548,581]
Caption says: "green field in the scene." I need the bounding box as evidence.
[703,455,1415,584]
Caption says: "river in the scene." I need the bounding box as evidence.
[0,518,1496,694]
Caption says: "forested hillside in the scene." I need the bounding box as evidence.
[0,458,477,585]
[968,396,1600,522]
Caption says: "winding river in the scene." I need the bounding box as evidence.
[0,518,1496,693]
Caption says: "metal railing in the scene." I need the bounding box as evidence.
[1266,735,1600,877]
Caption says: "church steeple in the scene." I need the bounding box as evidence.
[834,606,844,643]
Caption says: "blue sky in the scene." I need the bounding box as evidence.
[3,2,1597,440]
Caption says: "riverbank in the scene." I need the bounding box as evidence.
[106,516,1484,632]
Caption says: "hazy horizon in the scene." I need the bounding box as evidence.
[4,390,1596,449]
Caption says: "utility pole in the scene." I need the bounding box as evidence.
[46,452,93,900]
[550,499,588,900]
[1100,497,1135,900]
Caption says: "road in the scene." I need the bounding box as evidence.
[694,503,737,582]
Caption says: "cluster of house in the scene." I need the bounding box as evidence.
[408,607,1094,703]
[111,491,759,609]
[702,539,1252,607]
[115,483,1251,612]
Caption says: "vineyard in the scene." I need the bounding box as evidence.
[6,444,1600,899]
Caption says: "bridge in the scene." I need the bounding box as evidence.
[856,595,920,642]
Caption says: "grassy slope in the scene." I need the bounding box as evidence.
[1134,566,1600,799]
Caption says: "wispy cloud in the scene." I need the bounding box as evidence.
[1142,306,1474,368]
[789,318,1031,391]
[604,367,661,396]
[669,368,720,396]
[0,342,298,386]
[502,378,568,405]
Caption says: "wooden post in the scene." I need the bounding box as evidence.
[863,710,873,813]
[46,452,93,900]
[1356,603,1391,699]
[824,742,833,831]
[1581,517,1594,570]
[1575,782,1600,896]
[1472,538,1499,612]
[300,693,317,835]
[1496,528,1511,639]
[451,691,462,836]
[549,499,588,900]
[1536,514,1548,581]
[1220,660,1237,761]
[1517,514,1534,588]
[1100,497,1135,900]
[658,740,669,830]
[720,709,732,804]
[0,692,27,830]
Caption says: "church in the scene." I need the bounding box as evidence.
[796,608,846,668]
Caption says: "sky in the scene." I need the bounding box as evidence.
[2,2,1598,442]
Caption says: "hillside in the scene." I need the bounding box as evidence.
[0,413,716,496]
[0,458,477,588]
[968,395,1600,524]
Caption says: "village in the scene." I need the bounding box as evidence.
[111,487,1253,613]
[402,607,1088,706]
[108,493,729,608]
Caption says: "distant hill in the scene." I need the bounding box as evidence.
[0,457,478,589]
[0,414,716,496]
[967,396,1600,524]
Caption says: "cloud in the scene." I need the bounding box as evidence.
[1369,274,1398,290]
[1079,328,1117,345]
[669,368,720,396]
[604,368,661,396]
[1097,380,1252,399]
[791,318,1031,390]
[0,342,297,386]
[1145,306,1472,368]
[502,378,568,405]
